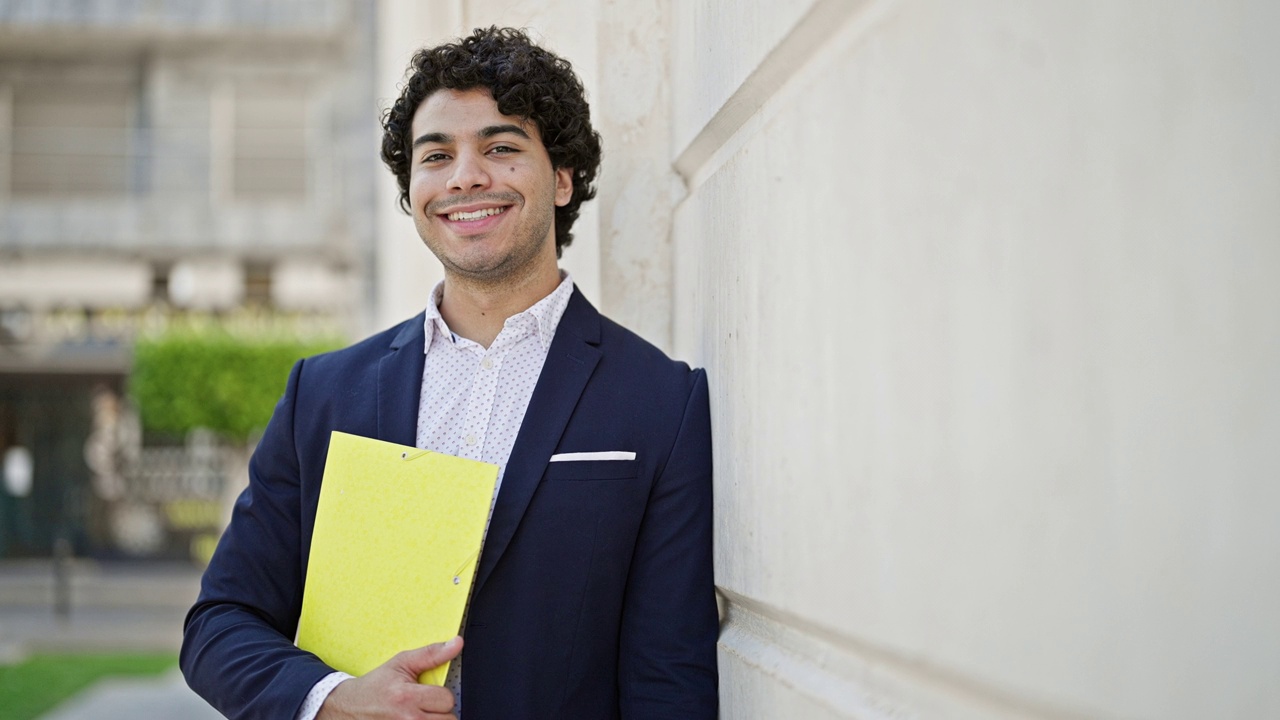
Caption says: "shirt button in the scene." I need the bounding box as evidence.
[481,358,493,370]
[465,434,477,446]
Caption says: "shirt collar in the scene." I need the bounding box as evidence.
[422,271,575,353]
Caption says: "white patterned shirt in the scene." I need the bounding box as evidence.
[295,272,575,720]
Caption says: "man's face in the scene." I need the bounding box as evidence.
[407,88,573,283]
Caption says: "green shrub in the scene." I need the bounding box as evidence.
[130,331,342,443]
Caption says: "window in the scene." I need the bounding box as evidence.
[10,85,132,196]
[243,261,274,306]
[232,86,307,199]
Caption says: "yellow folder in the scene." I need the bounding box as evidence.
[296,431,498,685]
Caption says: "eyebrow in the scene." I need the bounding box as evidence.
[411,124,532,150]
[479,124,531,140]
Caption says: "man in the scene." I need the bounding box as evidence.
[181,27,718,720]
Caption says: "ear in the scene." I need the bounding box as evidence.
[554,167,573,207]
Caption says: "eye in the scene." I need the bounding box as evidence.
[489,145,517,155]
[421,152,450,163]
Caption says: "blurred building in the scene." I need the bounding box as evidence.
[0,0,377,558]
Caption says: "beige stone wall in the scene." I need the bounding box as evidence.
[672,1,1280,718]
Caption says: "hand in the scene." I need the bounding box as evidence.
[317,636,463,719]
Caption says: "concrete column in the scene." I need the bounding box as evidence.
[371,0,459,331]
[591,0,678,351]
[0,83,12,202]
[207,79,233,207]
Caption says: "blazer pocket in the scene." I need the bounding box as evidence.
[543,458,640,481]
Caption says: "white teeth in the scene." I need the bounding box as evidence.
[447,207,506,221]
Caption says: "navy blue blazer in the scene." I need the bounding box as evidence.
[181,289,718,719]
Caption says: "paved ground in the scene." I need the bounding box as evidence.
[0,559,225,719]
[38,669,223,720]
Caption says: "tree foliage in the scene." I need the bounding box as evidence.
[129,331,341,443]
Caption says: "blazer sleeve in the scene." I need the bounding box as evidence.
[180,359,335,719]
[618,368,720,718]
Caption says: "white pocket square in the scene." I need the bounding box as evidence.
[549,451,636,462]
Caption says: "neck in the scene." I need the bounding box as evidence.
[438,258,562,349]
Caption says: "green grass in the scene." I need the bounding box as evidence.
[0,652,178,720]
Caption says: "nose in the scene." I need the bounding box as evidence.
[448,149,490,192]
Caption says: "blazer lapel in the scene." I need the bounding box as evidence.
[376,314,427,447]
[474,288,602,593]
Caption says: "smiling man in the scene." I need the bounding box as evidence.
[180,27,718,720]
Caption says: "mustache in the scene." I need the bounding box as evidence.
[426,192,521,215]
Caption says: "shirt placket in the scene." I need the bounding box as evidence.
[455,355,494,463]
[456,320,529,463]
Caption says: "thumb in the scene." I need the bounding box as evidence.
[395,636,464,676]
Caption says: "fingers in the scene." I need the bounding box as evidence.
[318,675,455,719]
[319,644,461,720]
[388,683,454,714]
[394,636,464,677]
[369,680,455,714]
[418,689,456,717]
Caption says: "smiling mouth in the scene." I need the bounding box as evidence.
[445,206,508,221]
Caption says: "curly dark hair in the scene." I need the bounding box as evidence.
[380,27,603,257]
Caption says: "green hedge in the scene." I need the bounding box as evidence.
[130,332,342,443]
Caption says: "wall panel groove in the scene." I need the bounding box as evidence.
[720,588,1105,720]
[673,0,891,191]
